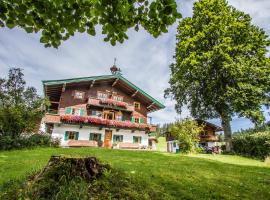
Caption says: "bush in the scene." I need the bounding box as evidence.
[0,134,60,151]
[232,131,270,160]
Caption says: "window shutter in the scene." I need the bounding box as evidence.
[139,137,142,144]
[98,134,102,141]
[113,135,116,143]
[131,117,135,122]
[64,131,68,141]
[122,115,126,121]
[65,107,71,114]
[89,133,94,140]
[133,136,136,144]
[80,109,85,116]
[92,110,96,116]
[76,132,79,140]
[120,135,123,142]
[139,117,144,123]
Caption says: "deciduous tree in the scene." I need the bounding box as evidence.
[0,0,181,47]
[165,0,270,151]
[0,68,49,138]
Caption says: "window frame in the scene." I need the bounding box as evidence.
[113,95,123,102]
[74,90,85,100]
[134,102,140,110]
[89,133,102,141]
[68,131,76,140]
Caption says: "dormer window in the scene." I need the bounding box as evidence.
[74,90,85,100]
[134,102,140,110]
[113,95,123,102]
[97,91,108,100]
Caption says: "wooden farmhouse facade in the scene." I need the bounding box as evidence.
[42,67,164,149]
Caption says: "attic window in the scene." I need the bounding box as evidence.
[74,91,85,100]
[97,92,108,100]
[113,95,123,102]
[134,102,140,110]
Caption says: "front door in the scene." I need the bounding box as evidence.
[104,130,112,148]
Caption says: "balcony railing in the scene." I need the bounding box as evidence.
[60,115,150,130]
[88,97,134,111]
[200,135,218,141]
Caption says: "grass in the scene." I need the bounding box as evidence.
[0,147,270,199]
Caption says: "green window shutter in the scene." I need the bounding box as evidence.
[64,131,68,141]
[98,134,102,141]
[139,137,142,144]
[65,107,71,114]
[89,133,94,140]
[80,109,85,116]
[113,135,116,143]
[92,110,96,116]
[76,132,79,140]
[120,135,123,142]
[122,115,126,121]
[139,117,144,123]
[133,136,136,144]
[131,117,135,122]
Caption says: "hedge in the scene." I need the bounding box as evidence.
[0,134,60,151]
[232,131,270,160]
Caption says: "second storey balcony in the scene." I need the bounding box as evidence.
[88,97,134,112]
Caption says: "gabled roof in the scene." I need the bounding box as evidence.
[42,74,165,112]
[195,119,223,131]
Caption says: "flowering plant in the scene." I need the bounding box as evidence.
[60,115,149,130]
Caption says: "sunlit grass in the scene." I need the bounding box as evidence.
[0,147,270,199]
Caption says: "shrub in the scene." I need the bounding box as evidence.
[0,134,59,151]
[232,131,270,160]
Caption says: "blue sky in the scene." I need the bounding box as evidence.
[0,0,270,132]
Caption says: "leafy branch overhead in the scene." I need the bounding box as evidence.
[0,0,181,48]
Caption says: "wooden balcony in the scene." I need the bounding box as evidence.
[43,113,61,124]
[88,97,134,112]
[200,135,218,142]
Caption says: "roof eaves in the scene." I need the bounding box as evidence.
[117,75,165,109]
[42,75,116,86]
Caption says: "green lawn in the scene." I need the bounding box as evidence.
[0,147,270,199]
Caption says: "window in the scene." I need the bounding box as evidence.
[103,111,114,120]
[113,135,123,143]
[113,95,123,102]
[133,136,141,144]
[134,117,139,123]
[116,114,122,121]
[89,133,102,141]
[65,131,78,141]
[134,102,140,110]
[97,92,108,100]
[74,90,85,100]
[72,108,83,116]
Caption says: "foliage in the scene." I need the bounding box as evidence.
[232,131,270,160]
[0,148,270,199]
[165,0,270,151]
[170,118,204,153]
[0,68,49,138]
[0,134,60,150]
[0,0,181,48]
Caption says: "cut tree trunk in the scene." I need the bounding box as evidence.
[220,112,233,151]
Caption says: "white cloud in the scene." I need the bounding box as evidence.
[0,0,269,131]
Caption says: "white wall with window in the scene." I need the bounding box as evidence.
[51,124,149,147]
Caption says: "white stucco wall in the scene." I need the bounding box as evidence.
[51,124,149,147]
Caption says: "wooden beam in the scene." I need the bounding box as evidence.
[147,102,155,110]
[131,90,138,97]
[62,83,66,92]
[90,80,95,88]
[112,78,119,87]
[50,101,60,104]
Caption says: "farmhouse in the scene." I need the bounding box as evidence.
[166,119,223,153]
[42,65,164,149]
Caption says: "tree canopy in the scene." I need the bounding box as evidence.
[0,68,48,138]
[165,0,270,151]
[0,0,181,48]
